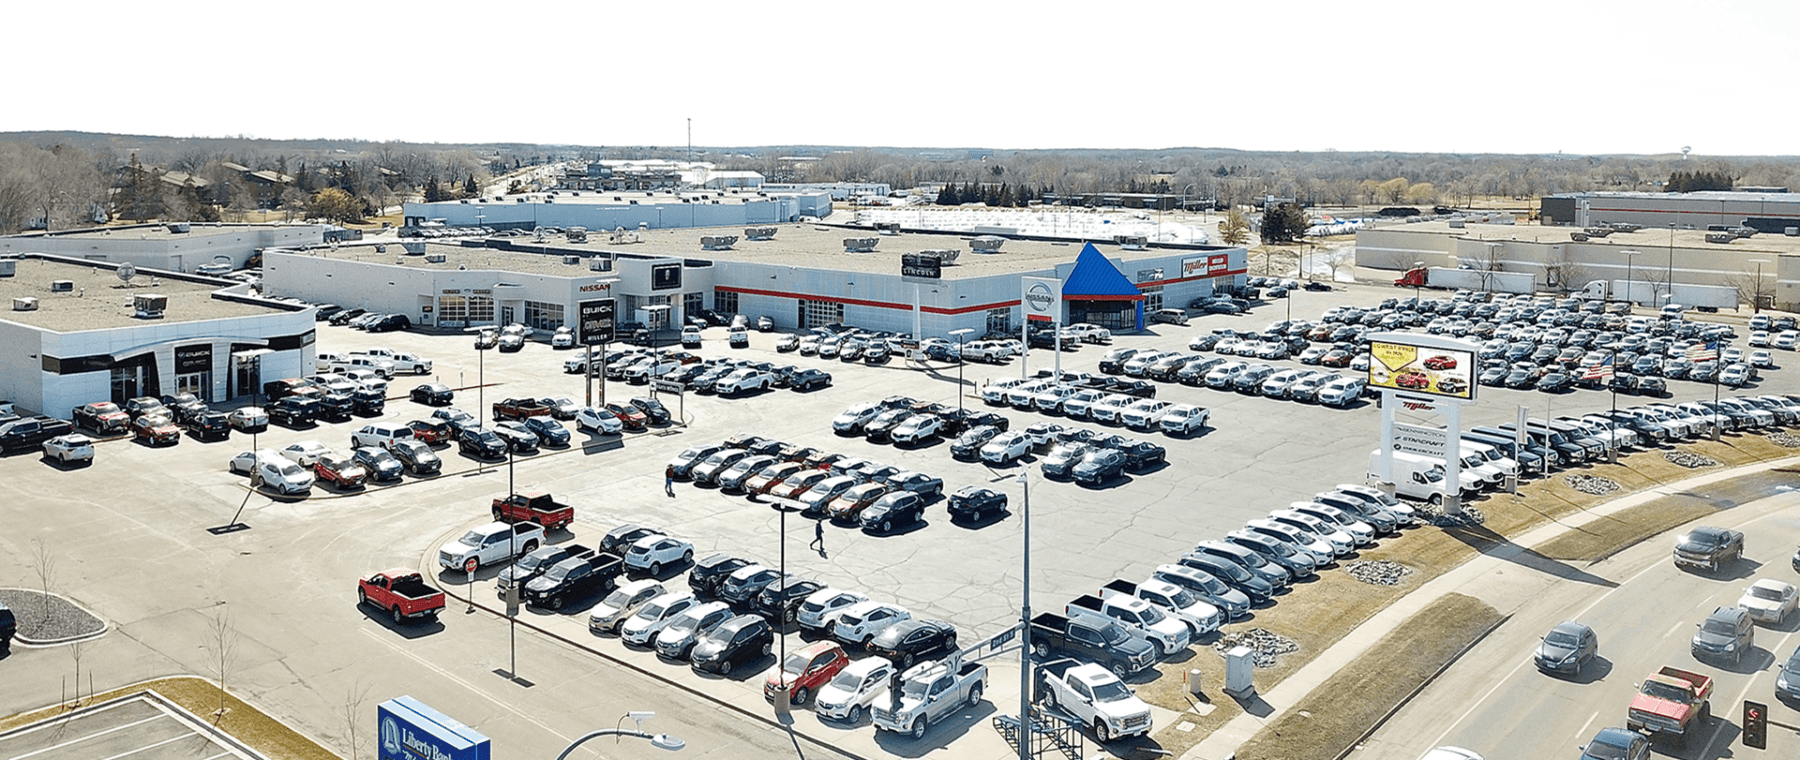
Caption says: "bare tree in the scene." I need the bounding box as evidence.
[1319,245,1357,282]
[1719,271,1763,311]
[68,640,86,707]
[1541,250,1592,292]
[341,679,375,759]
[30,538,56,626]
[204,604,239,722]
[1471,243,1506,293]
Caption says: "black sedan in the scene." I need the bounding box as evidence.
[866,619,958,671]
[1536,372,1573,393]
[690,615,774,675]
[941,409,1008,437]
[410,384,454,406]
[352,446,405,482]
[789,368,832,391]
[947,486,1007,522]
[1073,449,1127,485]
[456,426,508,459]
[950,425,1003,460]
[860,492,926,533]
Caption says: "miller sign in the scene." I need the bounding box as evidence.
[1021,276,1061,322]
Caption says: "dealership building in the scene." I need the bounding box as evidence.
[401,188,835,232]
[264,221,1247,339]
[1539,190,1800,232]
[0,254,314,416]
[0,223,328,274]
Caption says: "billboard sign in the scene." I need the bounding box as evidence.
[1021,276,1061,323]
[650,263,682,291]
[577,299,615,346]
[1367,333,1477,401]
[1392,423,1449,458]
[175,344,214,374]
[900,253,942,279]
[1181,254,1232,278]
[378,696,490,760]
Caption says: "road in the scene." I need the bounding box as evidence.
[1357,473,1800,759]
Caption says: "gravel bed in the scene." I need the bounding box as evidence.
[1345,560,1415,586]
[0,589,105,643]
[1212,627,1299,669]
[1563,474,1621,496]
[1769,432,1800,448]
[1419,502,1486,527]
[1664,449,1721,468]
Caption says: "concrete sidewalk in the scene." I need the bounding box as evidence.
[1179,454,1800,760]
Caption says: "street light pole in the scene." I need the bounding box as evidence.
[951,328,975,420]
[1622,250,1640,310]
[553,713,685,760]
[1750,259,1771,314]
[1016,470,1032,760]
[1667,223,1677,306]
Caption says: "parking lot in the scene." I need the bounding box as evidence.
[7,279,1800,757]
[0,694,254,760]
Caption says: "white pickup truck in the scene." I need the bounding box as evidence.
[356,349,432,375]
[873,653,987,740]
[438,521,544,574]
[1037,658,1152,742]
[1101,578,1221,637]
[1066,593,1190,658]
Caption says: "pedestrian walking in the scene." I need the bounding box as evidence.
[665,470,675,497]
[810,519,826,554]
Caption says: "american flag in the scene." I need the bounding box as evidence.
[1582,354,1615,380]
[1686,341,1720,362]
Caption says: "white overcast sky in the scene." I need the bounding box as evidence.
[11,0,1796,156]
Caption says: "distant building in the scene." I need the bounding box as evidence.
[0,223,328,273]
[1540,190,1800,230]
[402,188,832,232]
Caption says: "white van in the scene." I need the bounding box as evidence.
[1458,440,1520,479]
[1150,308,1189,326]
[1368,450,1480,504]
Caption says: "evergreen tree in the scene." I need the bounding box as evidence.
[997,183,1014,208]
[464,174,479,197]
[1260,203,1309,244]
[935,184,956,205]
[424,178,443,203]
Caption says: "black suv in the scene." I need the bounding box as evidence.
[317,392,356,421]
[947,486,1008,522]
[689,553,753,598]
[268,397,320,427]
[456,426,507,460]
[753,577,825,624]
[351,387,386,415]
[184,412,232,441]
[690,615,773,675]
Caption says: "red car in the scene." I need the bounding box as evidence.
[763,640,849,706]
[1423,355,1458,371]
[1395,370,1432,389]
[604,402,648,431]
[776,470,831,499]
[1320,349,1353,368]
[132,414,181,446]
[313,454,368,490]
[407,420,454,445]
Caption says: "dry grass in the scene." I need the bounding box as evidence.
[1230,593,1502,760]
[0,677,339,760]
[1535,498,1726,562]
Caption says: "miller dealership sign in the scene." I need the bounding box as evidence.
[1021,276,1061,322]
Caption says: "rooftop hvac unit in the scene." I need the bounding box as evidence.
[700,235,739,251]
[401,241,427,255]
[0,259,14,277]
[562,255,582,264]
[587,258,612,272]
[920,248,960,265]
[745,227,777,240]
[133,293,167,319]
[969,236,1006,253]
[50,279,74,292]
[875,222,900,235]
[1705,232,1734,244]
[424,254,447,263]
[842,237,879,253]
[1114,235,1148,250]
[166,222,190,233]
[13,297,37,311]
[1447,220,1465,229]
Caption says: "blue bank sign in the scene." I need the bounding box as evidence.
[378,696,491,760]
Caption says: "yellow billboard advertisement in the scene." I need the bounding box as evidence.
[1367,338,1476,400]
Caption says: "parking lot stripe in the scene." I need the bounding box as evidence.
[8,715,167,760]
[97,733,195,760]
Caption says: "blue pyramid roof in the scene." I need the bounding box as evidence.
[1061,242,1144,300]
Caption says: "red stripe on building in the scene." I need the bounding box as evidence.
[714,285,1019,316]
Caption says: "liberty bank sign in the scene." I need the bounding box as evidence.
[378,696,491,760]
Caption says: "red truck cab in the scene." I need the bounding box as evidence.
[764,640,850,706]
[1628,666,1712,744]
[493,492,575,532]
[358,568,445,624]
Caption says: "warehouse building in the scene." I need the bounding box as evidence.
[0,223,327,274]
[264,223,1246,339]
[1540,190,1800,232]
[401,188,834,232]
[0,254,314,416]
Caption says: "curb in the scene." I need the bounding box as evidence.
[1,588,110,648]
[1333,613,1513,760]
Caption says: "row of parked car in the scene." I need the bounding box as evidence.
[667,432,998,532]
[567,347,833,395]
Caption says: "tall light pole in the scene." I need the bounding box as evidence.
[1667,223,1677,306]
[1016,470,1032,760]
[1750,259,1771,314]
[1621,250,1641,310]
[1411,261,1424,305]
[950,328,975,419]
[554,712,684,760]
[465,326,494,419]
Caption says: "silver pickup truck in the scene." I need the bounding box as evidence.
[873,653,987,740]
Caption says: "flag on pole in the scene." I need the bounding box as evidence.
[1686,341,1719,362]
[1583,354,1615,380]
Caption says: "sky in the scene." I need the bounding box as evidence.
[10,0,1798,156]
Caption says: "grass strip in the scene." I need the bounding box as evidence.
[1534,498,1725,562]
[1231,593,1502,760]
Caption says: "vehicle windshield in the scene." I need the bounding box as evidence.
[1544,630,1581,647]
[1751,586,1786,601]
[1581,737,1633,760]
[901,678,933,699]
[602,589,634,607]
[1640,680,1688,702]
[542,565,571,581]
[1091,680,1132,703]
[643,602,676,622]
[1099,623,1130,646]
[782,652,810,676]
[829,668,866,690]
[1702,617,1737,635]
[457,530,486,544]
[519,554,548,571]
[1166,588,1196,607]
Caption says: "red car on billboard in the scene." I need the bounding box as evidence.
[1423,355,1458,371]
[1395,370,1432,389]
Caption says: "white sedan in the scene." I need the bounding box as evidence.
[43,434,95,464]
[980,432,1033,464]
[227,406,268,432]
[1159,404,1210,436]
[622,535,695,575]
[280,440,334,467]
[229,448,287,475]
[1739,579,1798,624]
[574,406,624,435]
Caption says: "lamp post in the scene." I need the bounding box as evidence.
[1621,250,1641,310]
[464,326,495,420]
[1411,261,1424,305]
[1750,259,1771,314]
[950,328,975,419]
[1015,470,1032,760]
[1667,223,1677,307]
[553,712,685,760]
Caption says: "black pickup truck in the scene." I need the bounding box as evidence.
[524,554,623,610]
[496,543,595,599]
[1028,611,1156,676]
[0,417,76,455]
[268,396,320,427]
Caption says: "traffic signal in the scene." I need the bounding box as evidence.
[1745,700,1768,749]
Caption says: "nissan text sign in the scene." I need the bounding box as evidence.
[578,298,616,346]
[378,696,490,760]
[1022,276,1061,322]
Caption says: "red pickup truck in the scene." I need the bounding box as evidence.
[491,397,553,421]
[358,568,446,624]
[1628,666,1712,746]
[493,492,575,531]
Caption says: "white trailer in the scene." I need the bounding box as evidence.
[1425,267,1540,295]
[1578,280,1738,310]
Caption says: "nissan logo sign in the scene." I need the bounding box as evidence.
[1025,283,1055,311]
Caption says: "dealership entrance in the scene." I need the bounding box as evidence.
[1060,243,1146,331]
